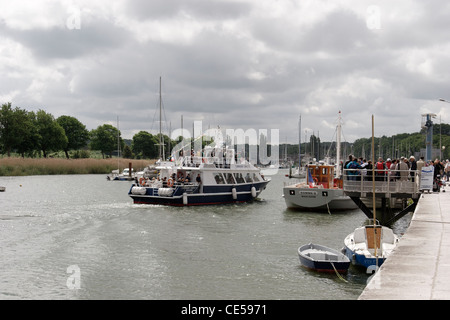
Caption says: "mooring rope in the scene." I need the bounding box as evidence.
[330,262,348,283]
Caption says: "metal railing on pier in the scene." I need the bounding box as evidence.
[343,169,421,199]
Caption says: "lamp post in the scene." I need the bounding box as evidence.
[438,99,449,160]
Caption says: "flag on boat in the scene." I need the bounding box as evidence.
[307,169,314,187]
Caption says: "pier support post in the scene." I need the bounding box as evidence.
[350,196,414,226]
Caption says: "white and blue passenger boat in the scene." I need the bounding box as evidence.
[128,146,270,206]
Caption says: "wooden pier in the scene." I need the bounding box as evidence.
[343,169,421,225]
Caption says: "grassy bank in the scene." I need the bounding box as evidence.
[0,157,155,176]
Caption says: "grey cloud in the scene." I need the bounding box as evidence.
[0,17,131,60]
[125,0,251,20]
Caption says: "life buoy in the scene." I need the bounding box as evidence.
[139,177,145,186]
[167,179,174,187]
[313,177,318,185]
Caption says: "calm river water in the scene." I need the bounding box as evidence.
[0,170,411,300]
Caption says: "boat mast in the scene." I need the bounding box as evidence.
[298,115,301,169]
[336,111,342,178]
[117,115,120,171]
[158,76,165,160]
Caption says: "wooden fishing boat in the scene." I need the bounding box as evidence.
[283,112,358,212]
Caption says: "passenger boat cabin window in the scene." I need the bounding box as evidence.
[245,173,253,182]
[252,173,260,182]
[234,173,245,183]
[213,172,226,184]
[224,173,235,184]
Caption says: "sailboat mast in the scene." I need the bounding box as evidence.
[298,115,301,168]
[117,115,120,170]
[336,111,342,178]
[159,76,165,160]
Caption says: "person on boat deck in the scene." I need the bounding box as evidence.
[185,174,191,183]
[346,157,361,180]
[196,174,202,193]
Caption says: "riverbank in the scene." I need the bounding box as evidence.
[0,157,155,176]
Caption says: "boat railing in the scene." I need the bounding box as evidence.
[283,179,305,187]
[178,156,232,168]
[343,169,420,198]
[178,156,256,169]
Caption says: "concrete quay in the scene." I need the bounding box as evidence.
[359,184,450,300]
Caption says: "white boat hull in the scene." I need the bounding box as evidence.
[283,186,358,211]
[343,224,399,271]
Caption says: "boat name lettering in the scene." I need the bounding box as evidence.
[299,191,317,198]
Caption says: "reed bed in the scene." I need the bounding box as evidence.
[0,157,155,176]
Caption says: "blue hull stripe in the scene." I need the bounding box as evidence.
[129,181,269,206]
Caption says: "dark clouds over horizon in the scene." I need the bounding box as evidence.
[1,0,449,145]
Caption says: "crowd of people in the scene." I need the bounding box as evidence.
[343,154,450,182]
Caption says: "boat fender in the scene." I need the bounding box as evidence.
[131,187,147,195]
[251,186,257,198]
[167,179,174,187]
[183,192,188,205]
[232,188,237,200]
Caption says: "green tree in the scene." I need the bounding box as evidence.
[0,102,21,156]
[132,131,158,159]
[56,115,90,159]
[0,103,39,157]
[15,110,40,157]
[90,124,122,158]
[35,110,68,158]
[122,144,133,159]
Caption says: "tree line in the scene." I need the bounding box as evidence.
[0,102,174,159]
[282,123,450,164]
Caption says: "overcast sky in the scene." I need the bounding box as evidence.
[1,0,449,145]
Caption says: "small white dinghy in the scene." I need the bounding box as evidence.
[298,243,351,274]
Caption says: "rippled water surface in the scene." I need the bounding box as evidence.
[0,171,411,300]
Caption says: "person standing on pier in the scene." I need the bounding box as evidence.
[445,160,450,181]
[416,156,425,179]
[409,156,417,182]
[375,157,386,181]
[397,157,409,181]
